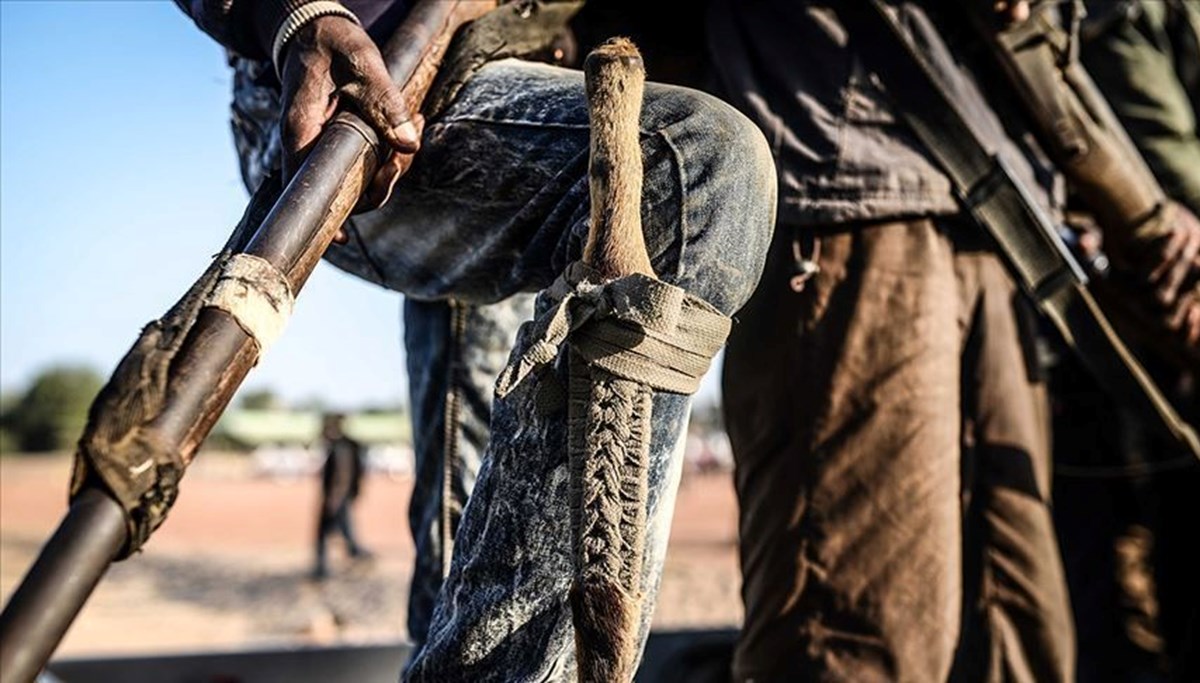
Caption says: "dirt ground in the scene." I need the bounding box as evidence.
[0,452,742,659]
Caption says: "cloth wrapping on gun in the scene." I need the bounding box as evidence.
[68,181,282,559]
[68,256,221,559]
[204,253,295,355]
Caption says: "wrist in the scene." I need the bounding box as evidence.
[253,0,360,76]
[1108,201,1177,268]
[1127,201,1176,246]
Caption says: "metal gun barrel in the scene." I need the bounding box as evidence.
[0,490,126,683]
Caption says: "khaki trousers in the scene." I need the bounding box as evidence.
[723,218,1075,682]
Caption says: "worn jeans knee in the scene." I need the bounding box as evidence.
[400,61,775,682]
[327,58,775,313]
[636,85,777,313]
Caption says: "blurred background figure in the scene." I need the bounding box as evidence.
[313,412,372,581]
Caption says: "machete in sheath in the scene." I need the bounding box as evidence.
[839,0,1199,459]
[492,38,732,682]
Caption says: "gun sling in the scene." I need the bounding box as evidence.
[837,1,1199,459]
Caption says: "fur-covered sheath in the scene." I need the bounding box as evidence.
[574,38,654,683]
[494,38,731,682]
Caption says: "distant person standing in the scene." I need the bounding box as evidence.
[313,412,372,581]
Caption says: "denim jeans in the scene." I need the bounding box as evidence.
[236,54,774,678]
[403,295,535,647]
[320,58,774,681]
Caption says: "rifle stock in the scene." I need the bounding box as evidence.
[0,3,495,681]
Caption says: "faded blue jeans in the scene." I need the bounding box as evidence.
[339,59,774,680]
[239,56,775,679]
[403,295,534,646]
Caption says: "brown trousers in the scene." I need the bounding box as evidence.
[722,218,1075,682]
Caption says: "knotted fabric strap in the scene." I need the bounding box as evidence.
[495,262,731,399]
[70,252,228,558]
[204,253,295,356]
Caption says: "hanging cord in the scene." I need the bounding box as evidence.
[790,227,821,293]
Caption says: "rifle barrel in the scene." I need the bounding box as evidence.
[0,490,125,683]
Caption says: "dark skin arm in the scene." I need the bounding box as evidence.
[274,14,425,239]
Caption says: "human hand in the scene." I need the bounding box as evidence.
[1149,204,1200,346]
[1118,202,1200,349]
[278,15,424,231]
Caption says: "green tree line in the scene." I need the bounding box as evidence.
[0,365,104,454]
[0,366,339,455]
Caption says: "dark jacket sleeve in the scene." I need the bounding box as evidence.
[1081,1,1200,215]
[174,0,250,55]
[174,0,307,61]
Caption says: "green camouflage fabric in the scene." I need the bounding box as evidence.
[1082,0,1200,215]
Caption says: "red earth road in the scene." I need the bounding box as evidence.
[0,453,742,658]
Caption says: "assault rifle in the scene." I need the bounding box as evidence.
[0,3,497,681]
[961,0,1200,372]
[839,1,1200,458]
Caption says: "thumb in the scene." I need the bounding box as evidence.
[354,56,422,155]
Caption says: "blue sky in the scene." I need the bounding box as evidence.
[0,0,722,411]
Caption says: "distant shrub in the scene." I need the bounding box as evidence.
[5,365,104,453]
[0,428,17,457]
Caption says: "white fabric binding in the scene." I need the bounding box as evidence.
[205,253,295,357]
